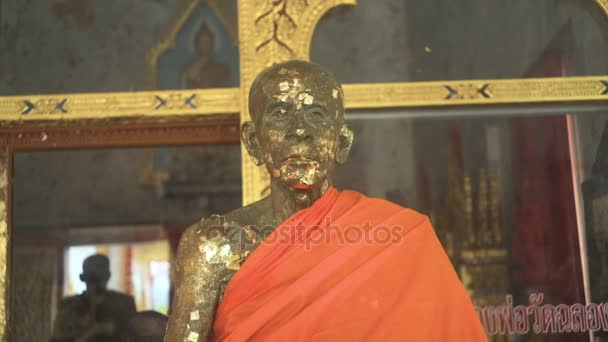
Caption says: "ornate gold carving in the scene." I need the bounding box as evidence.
[478,169,490,246]
[596,0,608,17]
[146,0,238,88]
[459,168,510,307]
[239,0,357,205]
[342,76,608,109]
[489,170,503,245]
[250,0,357,61]
[436,136,510,304]
[0,147,9,342]
[0,88,239,126]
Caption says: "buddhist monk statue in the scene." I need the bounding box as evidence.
[164,60,487,341]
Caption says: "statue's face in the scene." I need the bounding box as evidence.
[243,62,353,191]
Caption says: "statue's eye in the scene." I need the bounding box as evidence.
[271,107,288,120]
[306,109,325,120]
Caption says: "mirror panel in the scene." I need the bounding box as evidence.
[312,0,608,83]
[10,143,241,341]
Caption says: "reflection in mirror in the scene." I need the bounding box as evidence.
[578,112,608,341]
[0,0,238,95]
[311,0,608,83]
[11,144,241,341]
[332,108,608,340]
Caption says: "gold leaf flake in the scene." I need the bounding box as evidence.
[218,244,231,259]
[303,94,314,105]
[279,81,289,91]
[243,226,257,243]
[203,244,219,262]
[225,254,242,270]
[187,331,199,341]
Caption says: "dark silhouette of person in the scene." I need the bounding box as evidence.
[51,254,136,342]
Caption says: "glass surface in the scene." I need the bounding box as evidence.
[9,106,608,340]
[10,144,241,341]
[332,108,608,340]
[311,0,608,83]
[0,0,239,95]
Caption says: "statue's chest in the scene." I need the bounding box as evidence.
[201,223,264,302]
[200,214,277,302]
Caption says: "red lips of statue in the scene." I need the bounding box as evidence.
[293,183,310,190]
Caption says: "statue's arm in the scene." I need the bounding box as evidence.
[164,222,223,342]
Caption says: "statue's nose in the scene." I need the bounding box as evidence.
[287,115,312,142]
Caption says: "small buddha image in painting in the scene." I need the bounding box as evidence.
[152,1,239,90]
[180,23,232,89]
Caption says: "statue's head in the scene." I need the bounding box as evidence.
[80,254,111,291]
[242,60,353,192]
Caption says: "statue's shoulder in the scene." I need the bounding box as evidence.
[179,197,271,268]
[192,196,271,239]
[224,196,272,227]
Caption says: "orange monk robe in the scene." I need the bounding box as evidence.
[214,187,487,341]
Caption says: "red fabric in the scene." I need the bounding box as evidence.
[512,37,584,305]
[511,31,585,342]
[511,114,584,301]
[214,187,486,341]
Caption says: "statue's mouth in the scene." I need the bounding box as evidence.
[279,156,320,189]
[282,155,315,163]
[293,183,310,190]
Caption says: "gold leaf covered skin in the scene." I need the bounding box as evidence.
[164,199,276,342]
[164,219,225,342]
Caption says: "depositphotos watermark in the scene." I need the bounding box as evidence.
[204,216,405,251]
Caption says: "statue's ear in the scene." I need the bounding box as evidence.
[241,121,264,166]
[336,124,354,165]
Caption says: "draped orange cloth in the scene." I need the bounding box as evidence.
[214,187,487,341]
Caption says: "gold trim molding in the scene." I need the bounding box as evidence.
[343,76,608,108]
[0,88,239,126]
[1,77,605,126]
